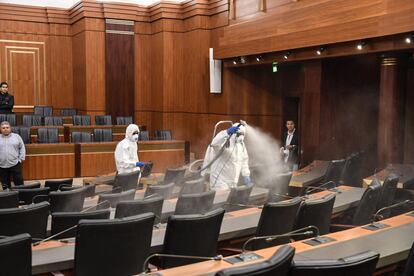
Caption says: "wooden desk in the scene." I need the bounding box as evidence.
[290,160,331,188]
[363,164,414,189]
[23,144,76,180]
[76,140,188,176]
[32,186,365,274]
[158,212,414,276]
[64,125,128,142]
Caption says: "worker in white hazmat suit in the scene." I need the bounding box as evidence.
[114,124,145,174]
[203,123,251,190]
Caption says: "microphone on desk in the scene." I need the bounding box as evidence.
[304,181,341,195]
[372,200,412,222]
[238,225,319,262]
[141,253,223,274]
[224,203,263,209]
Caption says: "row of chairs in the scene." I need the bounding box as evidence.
[323,151,364,187]
[11,127,115,144]
[5,210,414,275]
[6,114,132,127]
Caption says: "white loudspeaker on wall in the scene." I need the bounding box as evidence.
[209,48,222,93]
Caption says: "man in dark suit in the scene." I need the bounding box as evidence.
[280,120,299,170]
[0,82,14,114]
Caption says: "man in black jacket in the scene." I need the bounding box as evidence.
[280,120,299,170]
[0,82,14,114]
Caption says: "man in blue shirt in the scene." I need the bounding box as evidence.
[0,121,25,189]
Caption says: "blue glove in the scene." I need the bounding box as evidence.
[243,176,252,185]
[227,125,240,135]
[136,161,145,167]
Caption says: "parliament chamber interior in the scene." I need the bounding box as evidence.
[0,0,414,275]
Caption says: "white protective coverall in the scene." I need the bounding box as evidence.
[114,124,141,174]
[203,124,250,190]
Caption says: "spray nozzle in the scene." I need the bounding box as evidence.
[239,120,247,126]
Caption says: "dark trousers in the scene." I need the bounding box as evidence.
[0,162,24,189]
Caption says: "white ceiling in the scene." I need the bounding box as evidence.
[1,0,185,9]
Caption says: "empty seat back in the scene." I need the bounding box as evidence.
[93,128,112,142]
[72,115,91,126]
[115,195,163,224]
[0,233,32,276]
[175,190,216,215]
[144,182,175,200]
[116,116,133,125]
[60,108,77,116]
[95,115,112,125]
[22,114,42,127]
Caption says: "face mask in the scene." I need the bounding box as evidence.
[129,134,139,142]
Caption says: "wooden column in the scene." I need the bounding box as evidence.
[377,56,406,167]
[300,60,322,165]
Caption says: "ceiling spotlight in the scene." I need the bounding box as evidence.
[356,41,366,50]
[232,59,238,65]
[316,47,325,55]
[283,51,291,59]
[256,56,263,62]
[240,56,247,64]
[405,34,413,44]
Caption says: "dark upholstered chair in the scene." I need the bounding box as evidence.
[13,187,50,205]
[332,179,382,229]
[0,233,32,276]
[93,128,112,142]
[323,159,347,185]
[72,115,91,126]
[141,161,153,177]
[116,116,132,125]
[155,130,172,140]
[44,116,63,126]
[0,114,16,126]
[11,182,41,189]
[11,126,31,144]
[97,189,135,208]
[402,241,414,276]
[113,170,140,191]
[49,187,88,213]
[340,152,363,187]
[51,209,111,239]
[224,185,254,212]
[60,185,96,198]
[34,105,53,116]
[60,108,77,116]
[0,191,19,209]
[71,131,92,143]
[74,213,155,276]
[37,128,59,143]
[215,245,295,276]
[267,172,293,202]
[45,178,73,192]
[252,197,302,250]
[144,182,175,200]
[179,178,206,195]
[115,195,163,224]
[0,202,49,239]
[294,193,336,236]
[175,190,216,215]
[22,114,42,127]
[291,250,379,276]
[139,130,150,141]
[160,208,225,269]
[376,173,399,216]
[163,167,186,185]
[95,115,112,125]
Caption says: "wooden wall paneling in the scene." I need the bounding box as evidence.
[214,0,414,58]
[72,31,87,112]
[319,56,380,162]
[300,61,321,165]
[404,58,414,163]
[105,19,135,118]
[48,34,74,110]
